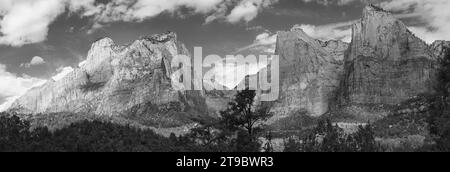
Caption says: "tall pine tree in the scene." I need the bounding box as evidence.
[219,89,273,151]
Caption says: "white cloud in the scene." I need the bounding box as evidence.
[30,56,46,65]
[221,0,278,23]
[0,0,280,46]
[226,0,261,23]
[130,0,224,20]
[379,0,450,43]
[236,32,278,54]
[20,56,46,68]
[220,31,277,89]
[88,0,278,25]
[208,56,269,90]
[301,0,363,6]
[236,22,352,56]
[0,63,77,111]
[0,64,47,111]
[67,0,98,16]
[0,0,66,46]
[294,24,352,43]
[255,32,278,47]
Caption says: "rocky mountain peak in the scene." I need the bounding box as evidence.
[289,25,325,47]
[139,31,177,43]
[339,5,438,116]
[8,32,208,129]
[92,37,115,48]
[276,26,332,69]
[360,4,395,31]
[350,4,434,61]
[364,4,390,14]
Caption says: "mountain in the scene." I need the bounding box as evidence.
[8,5,450,130]
[271,5,446,122]
[337,5,439,119]
[272,26,348,118]
[8,32,209,128]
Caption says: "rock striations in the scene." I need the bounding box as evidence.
[339,5,438,108]
[273,5,446,120]
[8,32,208,128]
[273,26,348,117]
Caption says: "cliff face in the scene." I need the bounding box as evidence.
[338,5,438,108]
[270,5,445,121]
[8,32,208,128]
[272,27,349,117]
[431,40,450,59]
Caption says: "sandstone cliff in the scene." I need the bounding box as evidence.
[8,32,208,128]
[270,5,446,122]
[338,5,438,110]
[272,26,348,118]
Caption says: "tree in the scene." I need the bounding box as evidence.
[0,114,210,152]
[220,89,274,141]
[428,47,450,151]
[283,118,380,152]
[263,132,274,152]
[184,125,231,152]
[353,123,378,152]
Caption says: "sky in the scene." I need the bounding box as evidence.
[0,0,449,110]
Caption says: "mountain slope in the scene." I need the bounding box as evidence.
[8,32,208,128]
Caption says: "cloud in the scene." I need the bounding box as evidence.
[204,0,278,24]
[226,0,278,23]
[0,0,281,46]
[226,1,260,23]
[294,24,352,43]
[208,56,269,90]
[20,56,46,68]
[88,0,279,25]
[301,0,366,6]
[379,0,450,43]
[236,31,278,54]
[67,0,99,16]
[0,64,47,111]
[220,31,277,89]
[0,0,66,46]
[0,63,77,111]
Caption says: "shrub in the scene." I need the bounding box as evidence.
[283,119,381,152]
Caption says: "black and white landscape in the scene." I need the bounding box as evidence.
[0,0,450,152]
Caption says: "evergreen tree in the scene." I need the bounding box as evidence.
[263,132,274,152]
[428,47,450,151]
[218,88,274,152]
[220,89,273,141]
[283,118,380,152]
